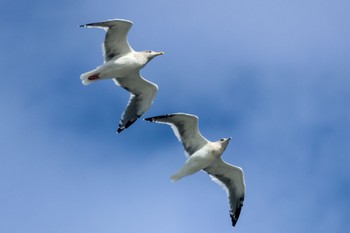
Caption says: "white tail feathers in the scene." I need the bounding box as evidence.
[170,157,206,182]
[170,173,183,182]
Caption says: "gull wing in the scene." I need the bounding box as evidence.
[80,19,134,61]
[204,158,246,227]
[145,113,209,156]
[114,72,158,133]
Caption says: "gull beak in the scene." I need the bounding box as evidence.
[149,51,164,60]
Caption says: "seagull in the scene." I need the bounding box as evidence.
[80,19,164,133]
[145,113,246,228]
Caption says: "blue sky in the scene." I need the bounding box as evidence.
[1,0,349,232]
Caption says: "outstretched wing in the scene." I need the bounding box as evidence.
[80,19,134,61]
[114,72,158,133]
[145,113,209,156]
[204,158,246,227]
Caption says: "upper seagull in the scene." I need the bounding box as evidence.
[145,113,246,228]
[80,19,164,133]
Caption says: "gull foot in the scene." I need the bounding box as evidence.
[88,74,100,81]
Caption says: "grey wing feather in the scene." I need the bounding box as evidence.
[80,19,133,61]
[144,113,209,156]
[204,158,245,227]
[114,72,158,133]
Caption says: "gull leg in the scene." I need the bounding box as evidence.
[88,74,100,81]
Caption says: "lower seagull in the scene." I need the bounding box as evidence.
[145,113,246,228]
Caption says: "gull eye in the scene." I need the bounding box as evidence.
[220,138,225,142]
[146,50,152,53]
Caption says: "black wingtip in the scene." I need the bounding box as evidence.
[144,117,154,122]
[116,127,125,134]
[230,203,243,227]
[116,116,141,134]
[79,22,96,28]
[230,212,238,227]
[144,114,174,122]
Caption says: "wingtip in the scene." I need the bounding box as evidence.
[116,127,125,134]
[79,22,98,28]
[229,203,243,227]
[116,117,140,134]
[144,117,154,122]
[144,114,173,122]
[230,212,238,227]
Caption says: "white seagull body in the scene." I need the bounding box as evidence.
[80,19,164,133]
[145,113,246,228]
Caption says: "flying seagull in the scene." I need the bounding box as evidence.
[145,113,246,228]
[80,19,164,133]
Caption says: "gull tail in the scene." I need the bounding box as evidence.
[170,173,183,182]
[80,69,101,85]
[170,157,203,182]
[170,161,201,182]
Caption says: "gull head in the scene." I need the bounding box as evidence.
[218,137,232,152]
[211,137,232,158]
[143,50,164,61]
